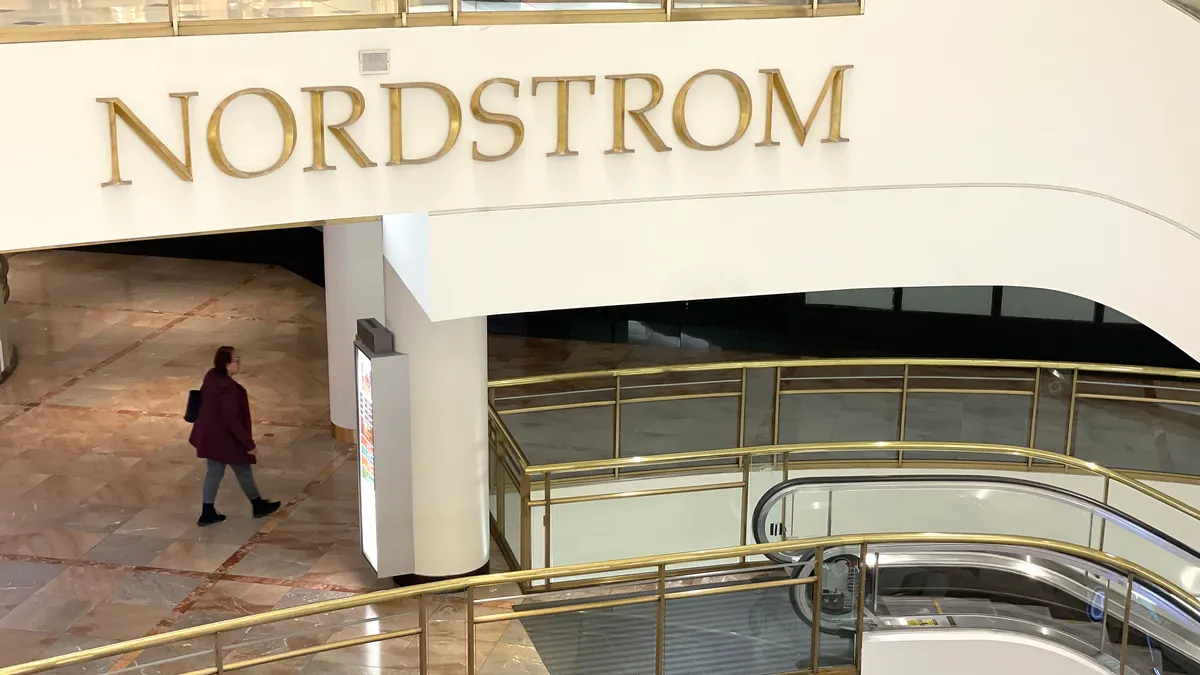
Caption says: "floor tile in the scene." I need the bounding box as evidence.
[35,566,134,603]
[81,534,174,566]
[188,580,291,616]
[56,504,143,534]
[149,541,240,573]
[68,601,171,641]
[114,509,197,539]
[228,544,325,581]
[0,594,95,633]
[36,634,121,675]
[0,627,59,667]
[0,560,65,590]
[107,572,203,609]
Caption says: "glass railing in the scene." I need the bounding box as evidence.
[0,0,858,43]
[489,358,1200,480]
[485,432,1200,588]
[3,534,1198,675]
[752,474,1200,597]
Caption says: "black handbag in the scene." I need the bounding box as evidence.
[184,389,202,423]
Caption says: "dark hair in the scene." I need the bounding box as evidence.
[213,346,237,375]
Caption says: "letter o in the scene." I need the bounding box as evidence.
[672,69,752,152]
[207,88,298,179]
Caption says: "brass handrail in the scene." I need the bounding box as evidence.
[523,440,1200,523]
[488,356,1200,388]
[5,531,1198,675]
[0,0,860,44]
[489,356,1200,485]
[488,403,530,470]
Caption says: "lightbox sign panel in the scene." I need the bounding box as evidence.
[355,346,379,570]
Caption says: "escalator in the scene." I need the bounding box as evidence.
[751,475,1200,675]
[514,475,1200,675]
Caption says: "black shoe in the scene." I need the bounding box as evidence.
[251,497,281,519]
[198,504,226,527]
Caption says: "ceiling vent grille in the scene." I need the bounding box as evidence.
[359,50,390,75]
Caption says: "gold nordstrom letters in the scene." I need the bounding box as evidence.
[301,86,376,172]
[757,65,854,147]
[604,74,670,155]
[207,88,297,179]
[97,93,196,187]
[98,65,851,186]
[470,78,525,163]
[381,82,462,166]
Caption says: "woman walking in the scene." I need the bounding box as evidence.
[189,346,280,527]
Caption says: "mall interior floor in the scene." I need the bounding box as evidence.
[2,249,1194,671]
[0,249,759,671]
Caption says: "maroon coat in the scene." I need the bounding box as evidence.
[188,368,257,465]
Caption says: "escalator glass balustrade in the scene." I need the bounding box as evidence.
[752,475,1200,675]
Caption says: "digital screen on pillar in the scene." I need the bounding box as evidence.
[355,347,379,571]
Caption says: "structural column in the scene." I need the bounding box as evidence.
[323,220,386,440]
[383,264,490,578]
[0,254,14,383]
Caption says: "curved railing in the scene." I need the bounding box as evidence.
[3,532,1199,675]
[489,357,1200,480]
[0,0,858,45]
[486,356,1200,584]
[485,437,1200,588]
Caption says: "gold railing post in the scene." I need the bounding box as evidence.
[738,457,751,562]
[737,367,748,450]
[520,474,531,572]
[854,542,868,667]
[419,594,428,675]
[544,472,552,588]
[664,0,673,21]
[1100,578,1113,655]
[655,564,667,675]
[493,448,504,544]
[1027,367,1041,468]
[168,0,179,35]
[213,633,223,675]
[897,365,910,465]
[399,0,407,27]
[466,586,476,675]
[613,375,622,479]
[810,546,824,673]
[451,0,459,25]
[1066,370,1080,457]
[812,0,819,16]
[1118,574,1134,675]
[779,449,790,539]
[772,367,782,446]
[1098,476,1111,551]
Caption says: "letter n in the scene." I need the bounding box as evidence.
[97,93,197,187]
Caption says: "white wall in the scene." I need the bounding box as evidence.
[861,630,1113,675]
[1,0,1198,350]
[383,266,490,577]
[522,466,1200,594]
[324,219,386,431]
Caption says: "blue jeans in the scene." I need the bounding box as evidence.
[202,460,260,504]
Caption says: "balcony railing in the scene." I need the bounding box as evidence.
[3,532,1197,675]
[486,356,1200,584]
[0,0,859,44]
[489,357,1200,480]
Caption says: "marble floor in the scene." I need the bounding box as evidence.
[0,251,517,672]
[0,249,777,672]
